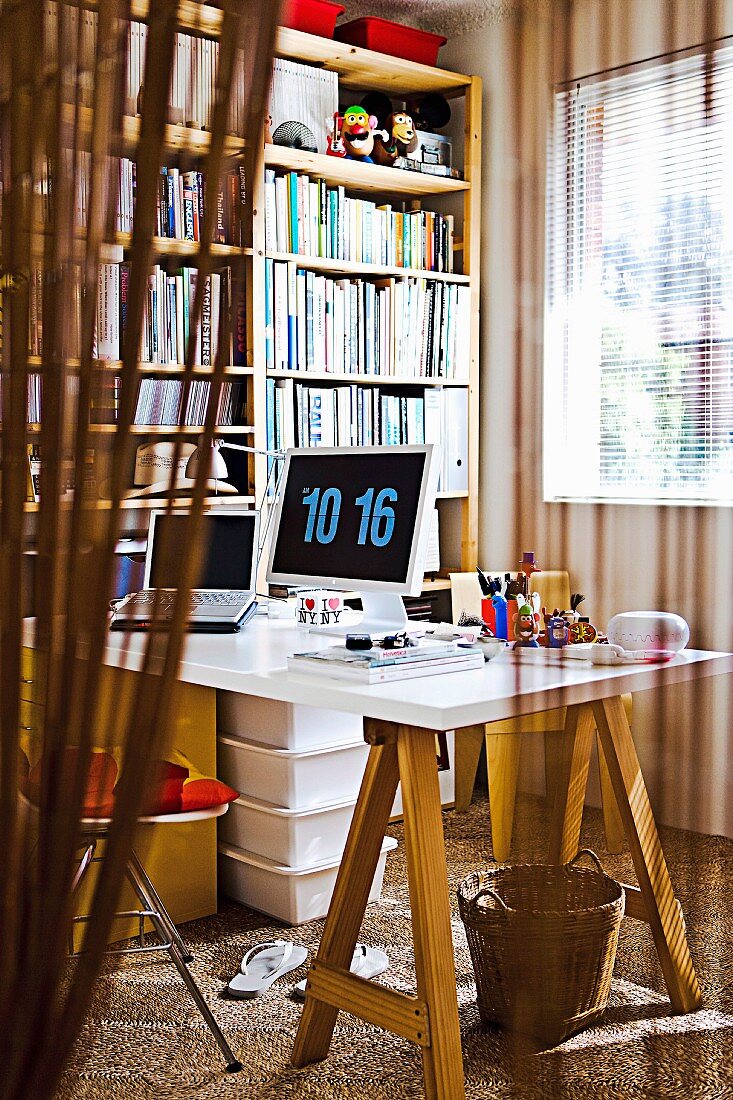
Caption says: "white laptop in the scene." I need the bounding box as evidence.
[110,508,258,633]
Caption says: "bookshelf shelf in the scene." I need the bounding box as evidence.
[275,28,472,97]
[263,251,470,285]
[124,1,473,97]
[26,357,254,377]
[264,146,469,197]
[114,233,248,259]
[87,424,254,436]
[24,494,255,513]
[63,103,246,157]
[266,369,469,388]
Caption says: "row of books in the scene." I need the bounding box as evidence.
[18,373,246,429]
[40,154,245,246]
[27,262,247,368]
[44,3,249,136]
[134,379,247,427]
[141,266,237,368]
[265,260,470,380]
[267,378,468,491]
[264,170,455,272]
[268,59,338,157]
[154,165,246,246]
[25,443,97,504]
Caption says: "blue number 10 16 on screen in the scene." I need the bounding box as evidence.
[301,486,398,548]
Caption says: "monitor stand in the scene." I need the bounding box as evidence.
[316,592,409,638]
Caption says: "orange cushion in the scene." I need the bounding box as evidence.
[23,747,237,818]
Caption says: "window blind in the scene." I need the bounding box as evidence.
[545,42,733,504]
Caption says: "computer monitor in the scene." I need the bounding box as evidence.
[265,444,440,634]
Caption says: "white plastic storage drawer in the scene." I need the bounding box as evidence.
[218,837,397,925]
[217,734,369,810]
[218,793,357,866]
[217,694,363,751]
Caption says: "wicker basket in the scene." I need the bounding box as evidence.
[457,849,625,1045]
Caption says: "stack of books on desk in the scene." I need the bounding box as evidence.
[287,638,484,684]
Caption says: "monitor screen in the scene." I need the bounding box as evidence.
[146,510,257,590]
[266,445,439,595]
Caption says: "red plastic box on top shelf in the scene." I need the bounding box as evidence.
[281,0,345,38]
[334,17,447,65]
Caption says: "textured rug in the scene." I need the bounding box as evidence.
[55,795,733,1099]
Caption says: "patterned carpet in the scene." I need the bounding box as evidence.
[55,795,733,1099]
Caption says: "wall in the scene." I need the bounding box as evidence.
[441,0,733,836]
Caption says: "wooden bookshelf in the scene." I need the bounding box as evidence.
[18,7,482,574]
[252,31,482,576]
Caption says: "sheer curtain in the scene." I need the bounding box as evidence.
[0,3,279,1098]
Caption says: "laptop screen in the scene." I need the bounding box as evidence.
[145,511,258,591]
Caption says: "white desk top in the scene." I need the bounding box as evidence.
[78,615,733,732]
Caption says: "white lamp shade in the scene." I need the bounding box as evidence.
[185,441,229,481]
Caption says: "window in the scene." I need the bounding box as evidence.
[545,42,733,504]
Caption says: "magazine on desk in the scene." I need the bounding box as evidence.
[287,640,484,683]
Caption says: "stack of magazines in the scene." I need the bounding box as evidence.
[286,638,484,684]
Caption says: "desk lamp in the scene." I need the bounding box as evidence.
[185,438,286,564]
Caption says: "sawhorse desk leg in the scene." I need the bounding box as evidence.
[549,697,702,1015]
[292,718,465,1100]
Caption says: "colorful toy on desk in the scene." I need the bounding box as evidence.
[568,618,598,644]
[562,592,585,625]
[340,105,380,162]
[373,111,418,166]
[547,614,569,648]
[513,602,540,648]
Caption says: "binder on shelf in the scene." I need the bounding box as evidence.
[442,388,469,492]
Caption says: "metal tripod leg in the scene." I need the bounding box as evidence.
[128,848,193,961]
[125,859,242,1073]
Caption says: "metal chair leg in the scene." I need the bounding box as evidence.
[128,848,193,961]
[125,858,242,1073]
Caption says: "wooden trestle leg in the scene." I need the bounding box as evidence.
[591,696,702,1013]
[549,698,701,1015]
[292,718,466,1100]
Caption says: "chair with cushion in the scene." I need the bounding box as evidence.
[450,570,629,862]
[23,744,243,1073]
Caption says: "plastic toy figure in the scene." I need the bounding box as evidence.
[373,111,418,166]
[547,615,569,648]
[513,602,540,648]
[340,106,379,162]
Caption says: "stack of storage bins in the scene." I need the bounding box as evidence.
[216,695,398,925]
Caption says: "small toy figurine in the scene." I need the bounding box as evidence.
[547,615,569,648]
[326,113,346,157]
[568,619,598,644]
[373,111,418,166]
[340,106,379,162]
[513,602,540,648]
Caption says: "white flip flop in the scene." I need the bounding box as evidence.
[226,939,308,999]
[293,943,389,1000]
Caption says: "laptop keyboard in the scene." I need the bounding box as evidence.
[126,590,252,613]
